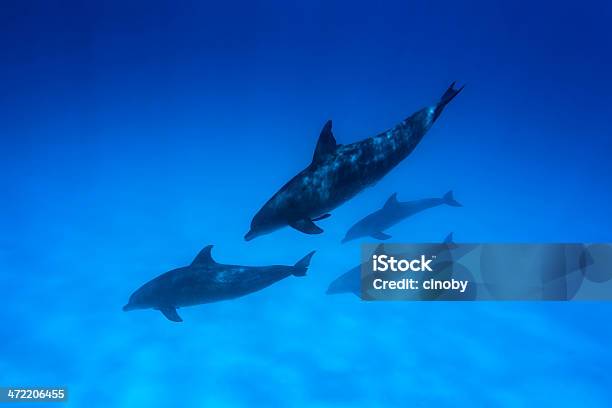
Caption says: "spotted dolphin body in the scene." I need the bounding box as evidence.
[123,246,315,322]
[245,83,463,241]
[341,190,462,243]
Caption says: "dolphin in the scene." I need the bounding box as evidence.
[123,246,315,322]
[244,83,463,241]
[341,190,462,243]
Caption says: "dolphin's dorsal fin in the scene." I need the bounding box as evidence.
[443,232,454,244]
[374,243,385,252]
[383,193,399,209]
[312,120,338,163]
[443,232,458,249]
[191,245,216,266]
[372,243,386,257]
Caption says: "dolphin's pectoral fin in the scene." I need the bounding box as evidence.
[373,243,386,255]
[312,213,331,222]
[290,219,324,235]
[371,231,392,240]
[159,307,183,322]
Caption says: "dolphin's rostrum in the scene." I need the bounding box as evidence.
[123,246,316,322]
[245,83,463,241]
[341,190,462,243]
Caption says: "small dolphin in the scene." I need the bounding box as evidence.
[123,246,315,322]
[342,190,462,243]
[245,83,463,241]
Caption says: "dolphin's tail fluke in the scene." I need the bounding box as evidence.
[293,251,316,276]
[433,82,464,122]
[443,190,462,207]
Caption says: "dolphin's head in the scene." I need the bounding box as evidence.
[327,267,361,296]
[340,234,354,244]
[123,284,156,312]
[341,226,361,244]
[326,277,347,294]
[244,201,286,241]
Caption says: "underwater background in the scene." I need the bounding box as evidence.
[1,0,612,406]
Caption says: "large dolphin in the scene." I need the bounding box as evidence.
[244,83,463,241]
[123,246,315,322]
[341,190,462,243]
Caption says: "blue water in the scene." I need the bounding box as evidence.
[2,0,612,406]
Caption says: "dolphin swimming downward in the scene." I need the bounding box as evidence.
[341,190,462,243]
[123,246,315,322]
[244,82,463,241]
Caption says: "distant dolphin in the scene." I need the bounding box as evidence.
[123,246,315,322]
[244,83,463,241]
[341,190,462,243]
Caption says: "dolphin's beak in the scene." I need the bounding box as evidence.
[244,229,257,241]
[123,303,134,312]
[341,236,350,244]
